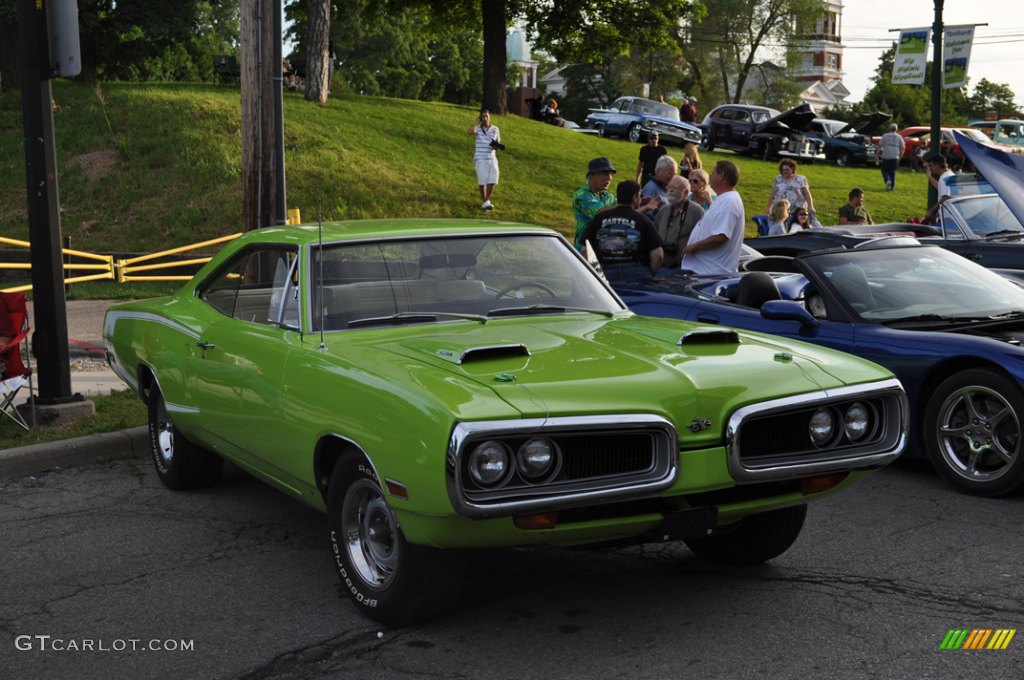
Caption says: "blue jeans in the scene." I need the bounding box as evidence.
[880,159,899,188]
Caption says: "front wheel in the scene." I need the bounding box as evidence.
[835,151,851,167]
[683,505,806,565]
[761,142,774,162]
[923,368,1024,496]
[148,383,223,490]
[628,123,643,143]
[595,124,605,138]
[700,131,714,152]
[327,454,459,626]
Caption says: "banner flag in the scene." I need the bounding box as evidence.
[943,25,975,89]
[892,28,930,85]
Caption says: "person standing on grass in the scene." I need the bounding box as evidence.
[767,159,817,225]
[468,109,501,210]
[636,131,667,187]
[573,157,618,249]
[876,124,905,191]
[680,160,745,276]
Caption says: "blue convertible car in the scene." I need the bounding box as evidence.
[617,241,1024,497]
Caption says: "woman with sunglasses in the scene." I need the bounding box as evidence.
[787,208,811,232]
[688,169,716,210]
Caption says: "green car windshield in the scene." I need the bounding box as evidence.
[310,233,623,330]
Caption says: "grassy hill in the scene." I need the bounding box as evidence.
[0,82,933,254]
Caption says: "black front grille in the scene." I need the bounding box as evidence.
[556,433,655,481]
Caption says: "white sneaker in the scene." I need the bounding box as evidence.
[481,200,493,210]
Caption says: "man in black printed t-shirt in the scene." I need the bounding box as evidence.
[580,180,664,280]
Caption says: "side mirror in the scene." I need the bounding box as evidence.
[760,299,819,329]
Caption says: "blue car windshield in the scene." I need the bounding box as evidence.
[310,234,623,331]
[948,194,1024,236]
[806,247,1024,321]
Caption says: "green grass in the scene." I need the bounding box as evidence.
[0,389,146,451]
[1,81,935,262]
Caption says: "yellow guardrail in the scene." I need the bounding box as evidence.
[117,233,241,282]
[1,208,302,291]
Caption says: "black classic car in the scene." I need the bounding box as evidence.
[699,103,825,161]
[803,113,891,166]
[584,97,702,145]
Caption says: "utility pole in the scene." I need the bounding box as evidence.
[17,0,79,408]
[928,0,944,209]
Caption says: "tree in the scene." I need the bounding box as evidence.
[681,0,824,105]
[305,0,331,103]
[968,78,1019,119]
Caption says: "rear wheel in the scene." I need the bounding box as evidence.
[628,123,643,143]
[683,505,807,565]
[923,368,1024,496]
[148,384,223,490]
[327,453,459,626]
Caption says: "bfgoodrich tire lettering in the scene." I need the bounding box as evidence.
[148,384,223,490]
[924,368,1024,496]
[683,505,807,565]
[326,453,459,626]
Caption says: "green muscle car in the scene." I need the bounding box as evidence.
[103,220,907,626]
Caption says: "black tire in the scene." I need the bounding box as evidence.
[761,142,774,162]
[923,368,1024,496]
[628,123,643,143]
[148,384,223,490]
[595,124,605,138]
[683,505,807,565]
[700,131,714,152]
[835,151,851,167]
[327,453,459,626]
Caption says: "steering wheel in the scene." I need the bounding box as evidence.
[493,282,556,299]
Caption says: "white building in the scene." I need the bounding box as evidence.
[791,1,850,110]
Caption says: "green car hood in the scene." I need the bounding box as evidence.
[350,315,890,441]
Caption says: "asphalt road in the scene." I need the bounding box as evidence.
[3,456,1023,680]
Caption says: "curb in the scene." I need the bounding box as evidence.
[0,426,150,480]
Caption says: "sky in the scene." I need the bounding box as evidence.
[840,0,1024,105]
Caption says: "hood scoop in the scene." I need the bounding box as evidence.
[678,329,739,346]
[450,344,531,365]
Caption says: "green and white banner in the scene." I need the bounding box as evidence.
[892,28,931,85]
[943,25,975,89]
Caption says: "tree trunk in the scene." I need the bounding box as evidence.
[304,0,330,103]
[240,0,279,231]
[0,18,19,91]
[480,0,506,114]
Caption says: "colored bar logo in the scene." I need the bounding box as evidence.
[941,629,1016,650]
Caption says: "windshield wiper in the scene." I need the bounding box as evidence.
[983,229,1024,239]
[487,304,616,318]
[348,311,488,328]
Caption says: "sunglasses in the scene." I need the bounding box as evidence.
[796,212,808,217]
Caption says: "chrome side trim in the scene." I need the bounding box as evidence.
[446,414,679,519]
[725,378,908,482]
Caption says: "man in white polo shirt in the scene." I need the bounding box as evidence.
[680,160,745,276]
[468,109,501,210]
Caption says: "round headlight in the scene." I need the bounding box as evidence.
[844,402,870,441]
[468,441,511,486]
[517,438,557,480]
[809,408,835,446]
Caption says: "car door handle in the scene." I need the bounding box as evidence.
[196,340,215,350]
[695,313,721,324]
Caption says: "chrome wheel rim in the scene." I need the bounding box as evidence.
[155,396,174,469]
[342,479,399,589]
[936,385,1020,483]
[628,125,641,142]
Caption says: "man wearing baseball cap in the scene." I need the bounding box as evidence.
[572,157,618,249]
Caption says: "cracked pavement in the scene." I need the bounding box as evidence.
[2,456,1023,679]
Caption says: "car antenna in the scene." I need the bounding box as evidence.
[317,201,326,351]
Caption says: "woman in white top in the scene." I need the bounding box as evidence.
[767,159,816,223]
[787,208,812,232]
